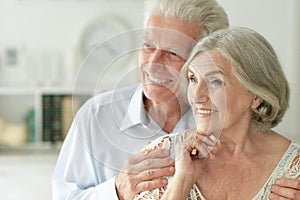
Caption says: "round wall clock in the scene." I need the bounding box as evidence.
[79,15,134,61]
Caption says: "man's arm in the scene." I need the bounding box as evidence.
[270,178,300,199]
[52,123,176,200]
[52,122,121,200]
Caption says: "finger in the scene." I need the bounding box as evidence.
[184,132,217,150]
[174,141,192,159]
[175,138,208,159]
[129,157,174,174]
[208,134,218,142]
[276,178,300,189]
[129,149,170,164]
[193,142,210,158]
[187,135,212,158]
[137,166,175,182]
[271,184,300,199]
[123,151,173,174]
[195,133,217,147]
[269,192,291,200]
[135,178,169,194]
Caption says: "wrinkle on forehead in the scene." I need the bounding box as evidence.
[189,50,232,76]
[144,27,197,60]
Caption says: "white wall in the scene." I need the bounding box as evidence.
[0,0,144,124]
[0,0,144,48]
[0,0,144,87]
[217,0,300,142]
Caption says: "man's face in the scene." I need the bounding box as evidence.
[139,14,201,103]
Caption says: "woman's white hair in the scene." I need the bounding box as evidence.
[184,27,290,130]
[144,0,229,38]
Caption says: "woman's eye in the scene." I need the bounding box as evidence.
[210,79,223,86]
[188,75,197,83]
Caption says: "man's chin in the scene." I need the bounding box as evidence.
[144,88,180,101]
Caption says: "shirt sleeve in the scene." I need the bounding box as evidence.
[52,102,120,200]
[52,126,120,199]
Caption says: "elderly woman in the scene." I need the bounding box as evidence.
[134,27,300,200]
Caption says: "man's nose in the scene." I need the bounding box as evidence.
[149,49,165,64]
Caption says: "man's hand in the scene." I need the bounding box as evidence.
[270,178,300,199]
[115,149,175,200]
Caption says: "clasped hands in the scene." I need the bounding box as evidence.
[115,131,300,200]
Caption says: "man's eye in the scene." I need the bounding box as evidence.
[143,43,151,48]
[165,50,185,62]
[142,43,155,52]
[170,51,178,56]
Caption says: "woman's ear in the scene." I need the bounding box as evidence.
[251,96,263,109]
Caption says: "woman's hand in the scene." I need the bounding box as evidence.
[160,130,217,200]
[182,129,219,158]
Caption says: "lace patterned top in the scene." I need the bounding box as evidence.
[134,132,300,200]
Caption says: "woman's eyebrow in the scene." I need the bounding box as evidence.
[188,69,195,74]
[188,68,224,76]
[205,70,225,77]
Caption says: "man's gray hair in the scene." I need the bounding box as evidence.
[144,0,229,38]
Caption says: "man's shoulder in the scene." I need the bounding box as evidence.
[92,84,142,108]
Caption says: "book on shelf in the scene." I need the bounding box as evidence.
[25,108,35,143]
[42,95,80,143]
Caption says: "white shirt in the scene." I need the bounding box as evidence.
[52,84,195,200]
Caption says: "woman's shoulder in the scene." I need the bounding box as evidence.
[285,141,300,161]
[290,141,300,150]
[277,141,300,178]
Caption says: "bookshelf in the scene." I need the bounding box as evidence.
[0,86,92,149]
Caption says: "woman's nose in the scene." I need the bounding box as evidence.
[192,82,209,103]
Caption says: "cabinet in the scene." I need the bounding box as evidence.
[0,86,92,150]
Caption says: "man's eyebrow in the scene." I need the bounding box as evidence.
[142,35,151,41]
[142,32,151,39]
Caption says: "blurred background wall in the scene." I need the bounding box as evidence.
[0,0,299,199]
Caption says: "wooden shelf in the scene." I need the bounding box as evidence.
[0,85,92,148]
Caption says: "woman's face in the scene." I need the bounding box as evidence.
[187,50,254,135]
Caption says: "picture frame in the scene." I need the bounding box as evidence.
[0,44,27,86]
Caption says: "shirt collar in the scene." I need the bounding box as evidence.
[119,85,149,131]
[119,85,195,132]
